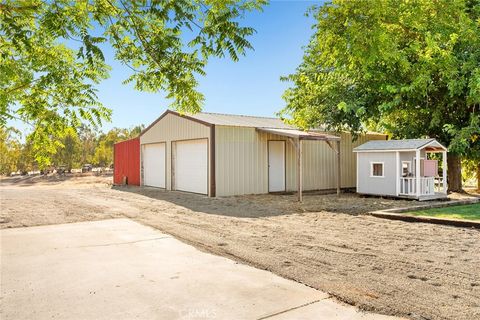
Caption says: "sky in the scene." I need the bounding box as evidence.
[95,1,321,132]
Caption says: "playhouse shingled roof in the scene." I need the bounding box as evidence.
[353,139,447,152]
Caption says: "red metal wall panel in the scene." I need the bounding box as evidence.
[114,138,140,186]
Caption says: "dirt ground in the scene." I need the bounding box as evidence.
[1,175,479,320]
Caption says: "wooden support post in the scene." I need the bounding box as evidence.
[356,152,359,192]
[442,151,447,193]
[395,151,400,196]
[297,138,303,202]
[336,140,341,195]
[415,149,421,197]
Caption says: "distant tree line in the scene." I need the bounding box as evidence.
[0,125,143,175]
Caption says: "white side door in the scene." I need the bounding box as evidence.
[143,143,166,188]
[174,139,208,195]
[268,141,286,192]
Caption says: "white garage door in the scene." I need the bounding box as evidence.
[174,139,208,194]
[143,143,166,188]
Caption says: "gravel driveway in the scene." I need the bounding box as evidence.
[1,175,479,320]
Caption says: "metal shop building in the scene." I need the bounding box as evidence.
[114,110,386,199]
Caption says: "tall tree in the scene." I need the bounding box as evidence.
[449,115,480,190]
[0,127,22,175]
[92,127,138,167]
[1,0,266,166]
[281,0,480,191]
[77,125,97,165]
[52,127,82,171]
[16,139,35,174]
[128,124,145,138]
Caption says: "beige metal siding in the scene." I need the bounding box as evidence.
[140,113,210,193]
[215,126,296,196]
[339,132,387,188]
[215,126,387,197]
[294,132,386,191]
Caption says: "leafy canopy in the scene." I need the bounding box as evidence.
[281,0,480,159]
[1,0,266,166]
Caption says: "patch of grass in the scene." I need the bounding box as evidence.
[406,203,480,221]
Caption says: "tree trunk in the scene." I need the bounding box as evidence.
[477,162,480,192]
[447,154,462,192]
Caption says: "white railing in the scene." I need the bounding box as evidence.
[400,177,416,196]
[399,177,436,196]
[434,177,446,193]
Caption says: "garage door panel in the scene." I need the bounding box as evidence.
[143,143,166,188]
[175,139,208,194]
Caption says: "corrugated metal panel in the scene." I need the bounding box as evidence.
[215,127,387,197]
[302,132,387,189]
[140,112,210,193]
[339,132,387,188]
[188,112,293,128]
[215,126,297,196]
[113,138,140,186]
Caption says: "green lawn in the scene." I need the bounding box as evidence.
[406,203,480,221]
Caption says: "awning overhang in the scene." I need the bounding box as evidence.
[256,127,341,202]
[256,127,340,141]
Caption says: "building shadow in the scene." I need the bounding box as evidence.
[111,185,297,218]
[110,185,397,218]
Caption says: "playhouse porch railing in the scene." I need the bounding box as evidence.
[399,177,444,196]
[433,177,447,193]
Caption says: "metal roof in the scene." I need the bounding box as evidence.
[140,110,294,136]
[353,139,447,152]
[188,112,293,129]
[256,128,340,141]
[140,110,374,143]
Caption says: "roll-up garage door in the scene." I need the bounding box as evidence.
[143,143,166,188]
[174,139,208,194]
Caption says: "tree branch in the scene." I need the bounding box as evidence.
[4,112,35,128]
[4,78,41,94]
[104,15,142,74]
[116,0,166,71]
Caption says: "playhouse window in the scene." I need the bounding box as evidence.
[371,162,384,177]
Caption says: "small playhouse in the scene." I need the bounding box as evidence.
[353,139,448,200]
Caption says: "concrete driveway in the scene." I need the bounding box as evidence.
[1,219,398,320]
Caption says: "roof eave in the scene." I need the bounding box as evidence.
[423,140,448,152]
[299,135,341,141]
[353,148,419,153]
[140,110,213,137]
[256,127,340,141]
